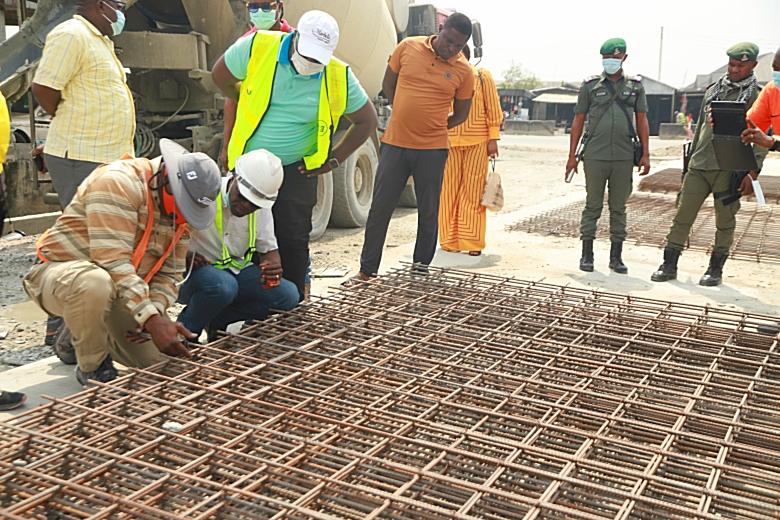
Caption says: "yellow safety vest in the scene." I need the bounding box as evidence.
[227,31,349,171]
[214,192,257,271]
[0,91,9,167]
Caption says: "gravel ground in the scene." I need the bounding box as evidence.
[0,235,49,369]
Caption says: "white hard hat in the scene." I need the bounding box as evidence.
[233,149,283,209]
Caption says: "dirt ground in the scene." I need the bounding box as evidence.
[1,134,778,373]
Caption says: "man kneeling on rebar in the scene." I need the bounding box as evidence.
[652,43,766,287]
[23,140,221,385]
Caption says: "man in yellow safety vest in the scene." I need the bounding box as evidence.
[212,9,377,301]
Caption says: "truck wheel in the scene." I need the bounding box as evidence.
[399,180,418,208]
[310,172,333,241]
[330,140,378,227]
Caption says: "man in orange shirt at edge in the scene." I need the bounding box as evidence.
[741,45,780,153]
[359,13,475,279]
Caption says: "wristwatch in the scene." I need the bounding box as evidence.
[770,139,780,152]
[327,157,340,170]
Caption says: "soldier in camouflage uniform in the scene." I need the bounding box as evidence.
[652,42,766,287]
[566,38,651,274]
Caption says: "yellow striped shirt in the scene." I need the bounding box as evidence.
[448,67,503,148]
[37,158,188,327]
[33,15,135,163]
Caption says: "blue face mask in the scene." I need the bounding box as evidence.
[603,58,623,75]
[250,9,277,30]
[773,70,780,88]
[102,2,125,36]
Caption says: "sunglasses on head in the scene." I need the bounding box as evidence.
[247,2,278,13]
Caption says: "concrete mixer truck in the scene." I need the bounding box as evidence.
[0,0,478,238]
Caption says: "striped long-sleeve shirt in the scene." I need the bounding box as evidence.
[448,67,503,148]
[37,157,187,326]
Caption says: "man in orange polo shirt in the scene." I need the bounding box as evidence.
[359,13,475,279]
[742,46,780,153]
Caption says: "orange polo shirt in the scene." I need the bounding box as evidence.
[747,81,780,134]
[382,36,475,150]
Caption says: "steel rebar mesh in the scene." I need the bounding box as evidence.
[510,192,780,263]
[637,168,780,204]
[1,266,779,519]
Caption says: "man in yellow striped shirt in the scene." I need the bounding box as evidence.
[439,45,502,255]
[32,0,135,208]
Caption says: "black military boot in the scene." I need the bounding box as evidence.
[579,240,594,272]
[699,251,728,286]
[651,247,681,282]
[608,242,628,274]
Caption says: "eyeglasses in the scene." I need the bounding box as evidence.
[247,2,278,13]
[234,173,276,204]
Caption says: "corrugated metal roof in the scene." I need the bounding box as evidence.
[533,92,578,104]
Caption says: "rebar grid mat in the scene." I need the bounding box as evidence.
[2,266,780,519]
[638,169,780,204]
[510,192,780,263]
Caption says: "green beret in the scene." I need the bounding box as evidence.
[600,38,627,56]
[727,42,759,62]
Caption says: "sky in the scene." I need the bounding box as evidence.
[438,0,779,87]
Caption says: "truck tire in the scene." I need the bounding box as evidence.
[330,139,378,227]
[399,181,418,208]
[310,172,334,241]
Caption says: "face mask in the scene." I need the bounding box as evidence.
[773,70,780,88]
[602,58,623,75]
[249,9,277,30]
[102,2,125,36]
[291,49,325,76]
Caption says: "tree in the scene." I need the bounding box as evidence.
[498,62,541,90]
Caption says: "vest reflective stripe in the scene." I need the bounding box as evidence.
[227,31,349,170]
[214,193,257,270]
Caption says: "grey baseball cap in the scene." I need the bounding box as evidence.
[159,139,221,230]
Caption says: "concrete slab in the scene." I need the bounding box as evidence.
[0,356,81,421]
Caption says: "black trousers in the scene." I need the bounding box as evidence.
[360,144,448,275]
[272,161,318,302]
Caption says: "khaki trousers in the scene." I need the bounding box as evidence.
[23,260,165,372]
[580,159,634,242]
[665,168,739,254]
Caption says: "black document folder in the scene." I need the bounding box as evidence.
[710,101,758,171]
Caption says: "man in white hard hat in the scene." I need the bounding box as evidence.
[23,139,221,385]
[177,149,299,340]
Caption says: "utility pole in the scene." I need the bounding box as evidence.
[658,26,664,81]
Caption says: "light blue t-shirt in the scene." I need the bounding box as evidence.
[224,32,369,166]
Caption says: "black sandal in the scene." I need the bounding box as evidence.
[0,391,26,411]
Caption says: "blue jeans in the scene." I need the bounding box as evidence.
[177,264,299,336]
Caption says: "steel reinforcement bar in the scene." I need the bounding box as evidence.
[0,266,778,519]
[510,193,780,264]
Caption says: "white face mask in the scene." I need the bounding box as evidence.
[291,48,325,76]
